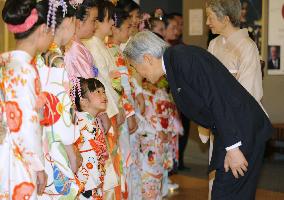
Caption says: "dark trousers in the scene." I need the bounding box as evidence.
[178,112,191,167]
[212,144,265,200]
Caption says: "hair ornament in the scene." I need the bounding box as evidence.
[70,76,82,106]
[69,0,83,8]
[7,8,39,33]
[114,13,118,27]
[47,0,68,34]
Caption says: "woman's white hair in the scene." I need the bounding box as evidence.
[123,31,169,63]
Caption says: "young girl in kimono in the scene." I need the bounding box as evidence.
[64,0,111,138]
[36,1,83,199]
[155,77,183,197]
[141,79,174,200]
[83,1,123,199]
[64,0,99,79]
[107,8,140,199]
[117,1,140,51]
[0,0,53,198]
[71,77,109,200]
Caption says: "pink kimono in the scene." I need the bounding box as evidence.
[64,39,98,79]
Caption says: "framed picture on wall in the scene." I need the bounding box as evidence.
[268,0,284,75]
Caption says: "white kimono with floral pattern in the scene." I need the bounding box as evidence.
[37,49,80,199]
[0,51,44,199]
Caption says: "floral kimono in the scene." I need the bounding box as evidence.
[140,80,176,200]
[36,44,80,199]
[0,51,44,199]
[106,42,137,199]
[84,36,121,199]
[75,111,109,200]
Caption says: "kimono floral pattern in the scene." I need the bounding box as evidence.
[107,42,137,199]
[5,101,23,132]
[84,36,121,200]
[76,112,109,200]
[37,47,80,199]
[106,42,135,118]
[0,51,44,199]
[141,78,182,200]
[141,82,167,200]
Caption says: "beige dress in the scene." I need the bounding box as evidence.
[198,28,265,200]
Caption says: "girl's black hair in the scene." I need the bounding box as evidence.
[113,8,129,28]
[118,0,140,13]
[54,0,76,27]
[97,0,114,22]
[164,14,176,28]
[116,0,131,7]
[75,0,100,21]
[2,0,48,39]
[2,0,75,40]
[73,78,105,112]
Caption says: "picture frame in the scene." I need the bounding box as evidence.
[267,0,284,75]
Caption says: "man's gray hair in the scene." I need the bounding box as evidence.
[206,0,241,27]
[123,31,169,63]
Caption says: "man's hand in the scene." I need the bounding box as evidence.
[224,147,248,179]
[36,170,47,195]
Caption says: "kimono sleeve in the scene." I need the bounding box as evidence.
[64,44,94,78]
[237,42,263,102]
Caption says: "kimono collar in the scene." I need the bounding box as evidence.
[162,56,166,74]
[11,50,33,63]
[90,36,105,47]
[76,111,97,131]
[76,111,95,123]
[222,28,249,46]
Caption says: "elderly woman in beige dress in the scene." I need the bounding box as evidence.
[200,0,265,199]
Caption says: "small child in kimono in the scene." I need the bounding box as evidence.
[71,77,109,199]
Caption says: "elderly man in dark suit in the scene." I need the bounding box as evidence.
[123,31,272,200]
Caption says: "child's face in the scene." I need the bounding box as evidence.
[129,9,140,35]
[87,87,108,112]
[79,7,98,39]
[165,19,178,41]
[96,11,114,37]
[114,19,131,44]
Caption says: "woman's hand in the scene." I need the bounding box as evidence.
[65,144,82,174]
[136,93,145,115]
[116,108,125,127]
[36,170,47,195]
[109,70,121,79]
[97,112,111,134]
[127,115,138,134]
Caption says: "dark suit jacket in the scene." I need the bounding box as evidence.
[164,45,273,171]
[268,58,280,69]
